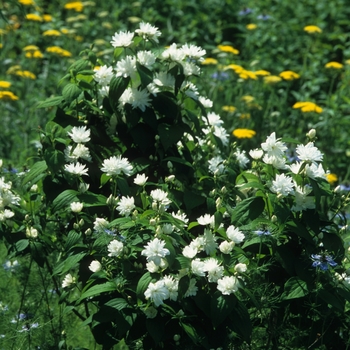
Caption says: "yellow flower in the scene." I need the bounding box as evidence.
[345,59,350,65]
[0,43,3,49]
[254,70,271,76]
[0,91,19,100]
[75,35,84,42]
[239,113,251,119]
[14,70,36,79]
[43,29,61,36]
[64,1,84,12]
[23,45,40,51]
[279,70,300,80]
[293,101,323,113]
[222,105,236,113]
[233,128,256,138]
[217,45,239,55]
[46,46,72,57]
[304,25,322,33]
[246,23,257,30]
[241,95,255,103]
[25,50,43,58]
[201,58,218,65]
[6,65,21,74]
[264,75,282,84]
[26,13,43,21]
[224,64,244,73]
[239,70,257,80]
[42,14,53,22]
[0,81,11,88]
[60,28,70,34]
[326,173,338,184]
[325,61,343,69]
[19,0,35,5]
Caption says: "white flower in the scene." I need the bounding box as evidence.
[116,56,137,79]
[270,173,294,197]
[292,185,315,211]
[234,263,247,273]
[101,155,133,177]
[262,154,287,169]
[261,132,287,158]
[191,258,206,277]
[296,142,323,163]
[68,126,91,143]
[161,224,173,234]
[198,96,213,108]
[70,201,83,213]
[235,150,249,168]
[134,173,148,186]
[288,161,303,174]
[99,85,109,97]
[62,273,75,288]
[197,214,214,226]
[213,125,230,146]
[144,280,169,307]
[94,65,114,86]
[203,228,218,255]
[137,50,157,68]
[116,196,135,216]
[153,72,175,88]
[181,61,200,76]
[107,240,124,257]
[150,189,172,206]
[146,261,160,273]
[171,211,189,227]
[141,238,170,265]
[64,144,92,162]
[89,260,102,273]
[0,209,15,221]
[143,306,158,319]
[26,227,38,238]
[0,190,20,207]
[183,245,198,259]
[147,82,160,95]
[217,276,239,295]
[204,112,224,127]
[119,87,151,112]
[204,258,224,283]
[226,225,245,243]
[305,163,325,179]
[93,217,109,232]
[208,156,225,175]
[249,148,264,160]
[161,43,186,62]
[110,30,134,48]
[64,162,89,176]
[219,240,235,254]
[184,278,198,297]
[163,275,178,301]
[135,22,161,42]
[181,43,206,60]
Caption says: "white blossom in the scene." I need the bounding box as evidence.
[135,22,161,42]
[116,196,135,217]
[62,273,75,288]
[219,240,235,254]
[226,225,245,243]
[217,276,239,295]
[204,258,224,282]
[296,142,323,163]
[94,65,114,86]
[110,31,134,48]
[150,189,172,206]
[70,201,83,213]
[68,126,91,143]
[153,72,175,88]
[197,214,214,226]
[119,87,151,112]
[89,260,102,273]
[270,173,294,197]
[191,258,206,277]
[64,144,92,162]
[144,280,169,307]
[93,217,109,232]
[161,43,186,62]
[181,43,206,60]
[134,173,148,186]
[249,148,264,160]
[64,162,89,176]
[107,240,124,257]
[141,238,170,265]
[101,155,133,177]
[184,278,198,297]
[116,56,137,79]
[261,132,287,158]
[137,50,157,68]
[235,263,247,273]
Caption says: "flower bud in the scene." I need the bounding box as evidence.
[306,128,316,139]
[30,184,38,192]
[85,228,92,236]
[271,215,277,223]
[165,175,175,183]
[149,218,157,226]
[220,186,227,194]
[152,201,158,211]
[173,334,180,342]
[79,218,84,227]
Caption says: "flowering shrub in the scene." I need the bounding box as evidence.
[1,22,350,349]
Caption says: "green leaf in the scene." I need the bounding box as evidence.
[22,161,48,186]
[65,231,82,251]
[45,149,65,174]
[146,317,164,344]
[100,173,111,187]
[79,282,117,301]
[68,59,91,73]
[52,190,79,211]
[180,321,200,345]
[104,298,130,311]
[109,76,130,112]
[136,272,152,299]
[183,191,205,211]
[16,239,29,252]
[36,96,64,109]
[53,252,86,276]
[152,92,179,119]
[62,83,82,103]
[115,339,130,350]
[78,192,107,207]
[229,299,252,343]
[158,123,184,151]
[211,291,236,327]
[137,62,153,87]
[281,277,308,300]
[178,275,190,299]
[231,197,265,226]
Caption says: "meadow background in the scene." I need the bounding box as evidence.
[1,0,350,349]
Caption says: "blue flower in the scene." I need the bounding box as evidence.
[254,230,271,236]
[238,8,253,16]
[311,254,337,271]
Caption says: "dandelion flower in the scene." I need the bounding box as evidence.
[254,70,271,76]
[293,101,323,113]
[232,128,256,139]
[246,23,257,30]
[201,58,218,65]
[304,25,322,33]
[279,70,300,80]
[325,61,343,69]
[326,173,338,184]
[26,13,42,21]
[222,105,236,113]
[64,1,84,12]
[217,44,239,54]
[43,29,61,36]
[0,91,18,101]
[264,75,282,84]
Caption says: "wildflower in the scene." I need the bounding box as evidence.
[246,23,257,30]
[0,209,15,221]
[254,230,271,236]
[197,214,214,226]
[110,31,134,48]
[137,50,157,68]
[150,189,172,206]
[144,280,169,307]
[70,201,83,213]
[217,45,239,55]
[210,71,230,81]
[0,91,19,101]
[198,96,213,108]
[19,0,35,4]
[26,14,42,21]
[222,105,236,113]
[119,87,151,112]
[116,56,137,78]
[68,126,90,143]
[233,128,256,139]
[325,61,343,69]
[62,273,75,288]
[42,29,61,36]
[261,132,287,158]
[296,142,323,163]
[141,238,170,265]
[42,14,52,22]
[163,275,179,301]
[107,240,124,257]
[235,263,247,273]
[93,65,114,86]
[239,70,257,80]
[235,150,250,168]
[135,22,161,42]
[219,240,235,254]
[134,173,148,186]
[279,70,300,80]
[304,25,322,33]
[226,225,245,243]
[292,185,315,211]
[181,43,206,60]
[255,70,271,76]
[46,46,72,57]
[64,144,92,162]
[161,43,186,62]
[25,50,43,58]
[101,155,132,177]
[3,260,19,271]
[326,173,338,184]
[64,1,84,12]
[217,276,239,295]
[204,258,224,282]
[311,254,337,270]
[201,58,218,65]
[181,61,201,76]
[184,278,198,297]
[239,8,253,15]
[64,162,89,176]
[14,70,36,79]
[153,71,175,87]
[183,245,198,259]
[270,173,294,197]
[116,196,135,217]
[249,148,264,160]
[26,226,38,238]
[0,81,11,88]
[264,75,282,84]
[89,260,102,272]
[292,101,323,113]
